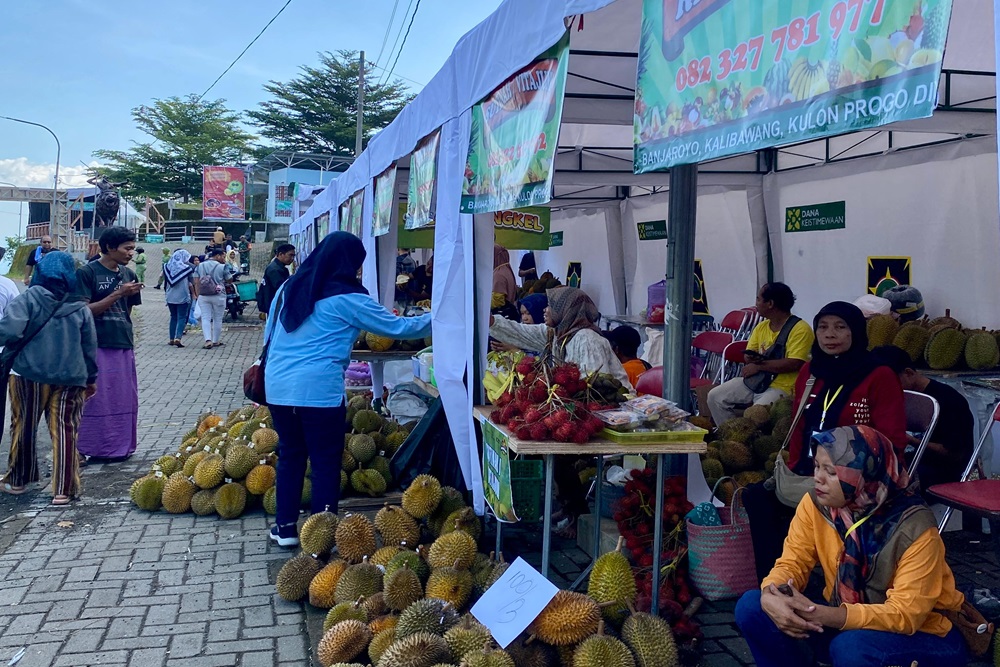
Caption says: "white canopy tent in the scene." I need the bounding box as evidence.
[289,0,998,512]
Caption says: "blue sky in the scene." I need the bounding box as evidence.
[0,0,503,235]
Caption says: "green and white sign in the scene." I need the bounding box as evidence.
[482,420,519,523]
[549,230,564,247]
[638,219,668,240]
[461,34,570,214]
[341,190,363,237]
[398,204,434,249]
[786,200,846,232]
[406,130,440,230]
[635,0,954,172]
[493,207,551,251]
[373,164,396,238]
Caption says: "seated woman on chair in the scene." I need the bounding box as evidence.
[736,425,968,667]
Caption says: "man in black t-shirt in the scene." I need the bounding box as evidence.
[873,346,975,489]
[23,235,55,285]
[518,250,538,285]
[257,243,295,319]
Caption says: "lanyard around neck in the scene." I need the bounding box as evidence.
[819,385,844,430]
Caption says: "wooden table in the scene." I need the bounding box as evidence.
[473,406,705,610]
[350,350,421,402]
[413,377,439,399]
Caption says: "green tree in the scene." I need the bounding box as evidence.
[247,50,411,155]
[93,95,256,203]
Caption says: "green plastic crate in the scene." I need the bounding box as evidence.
[510,458,544,522]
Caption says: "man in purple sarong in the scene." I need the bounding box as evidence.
[75,227,143,461]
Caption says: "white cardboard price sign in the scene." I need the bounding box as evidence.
[470,557,558,648]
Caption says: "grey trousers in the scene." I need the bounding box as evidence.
[707,377,788,425]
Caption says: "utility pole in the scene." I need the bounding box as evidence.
[356,51,365,156]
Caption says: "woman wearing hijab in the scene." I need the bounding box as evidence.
[163,250,196,347]
[736,425,967,667]
[0,252,98,505]
[489,287,631,537]
[745,300,907,581]
[518,294,547,325]
[492,245,518,306]
[264,232,432,547]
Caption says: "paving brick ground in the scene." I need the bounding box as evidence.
[0,284,996,666]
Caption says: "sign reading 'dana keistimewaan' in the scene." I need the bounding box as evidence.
[634,0,954,172]
[785,201,846,232]
[638,219,668,240]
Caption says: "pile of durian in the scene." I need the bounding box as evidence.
[868,309,1000,371]
[342,396,412,498]
[277,475,682,667]
[700,400,793,502]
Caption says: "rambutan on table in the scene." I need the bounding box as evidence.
[473,406,706,611]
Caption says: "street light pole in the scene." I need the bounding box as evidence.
[0,116,61,238]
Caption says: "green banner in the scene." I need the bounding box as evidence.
[398,203,434,249]
[549,231,564,247]
[348,190,364,237]
[493,207,551,251]
[638,219,668,240]
[635,0,954,172]
[482,420,519,522]
[406,130,440,230]
[373,165,396,238]
[786,200,846,232]
[461,34,570,214]
[315,212,330,245]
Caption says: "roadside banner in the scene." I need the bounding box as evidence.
[315,212,330,244]
[406,130,440,229]
[493,207,551,250]
[373,164,397,237]
[202,166,245,220]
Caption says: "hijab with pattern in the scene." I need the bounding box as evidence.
[546,287,600,345]
[163,249,194,286]
[811,425,924,605]
[279,232,368,333]
[31,251,79,300]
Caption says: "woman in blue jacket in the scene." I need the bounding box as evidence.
[264,232,431,546]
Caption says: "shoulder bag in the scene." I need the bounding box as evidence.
[771,375,817,508]
[743,315,801,394]
[243,291,284,405]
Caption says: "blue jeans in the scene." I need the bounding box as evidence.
[270,403,346,529]
[735,589,969,667]
[167,302,190,340]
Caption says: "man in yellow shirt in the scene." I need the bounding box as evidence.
[707,283,814,425]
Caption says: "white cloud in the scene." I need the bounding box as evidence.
[0,158,103,189]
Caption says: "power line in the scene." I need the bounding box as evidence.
[382,0,422,86]
[369,62,425,88]
[374,0,402,68]
[377,0,416,86]
[198,0,293,101]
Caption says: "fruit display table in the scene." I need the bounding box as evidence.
[350,350,422,399]
[473,406,706,612]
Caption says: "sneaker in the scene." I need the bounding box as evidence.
[269,524,299,548]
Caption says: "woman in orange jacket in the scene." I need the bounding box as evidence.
[736,425,967,667]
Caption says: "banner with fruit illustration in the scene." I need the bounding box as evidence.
[202,166,246,220]
[405,130,441,230]
[460,34,570,214]
[635,0,954,172]
[373,164,397,238]
[482,420,519,523]
[315,212,330,245]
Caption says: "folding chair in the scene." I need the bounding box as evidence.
[717,310,749,336]
[690,331,734,390]
[926,403,1000,535]
[635,366,663,397]
[739,307,763,339]
[720,340,749,384]
[903,390,940,477]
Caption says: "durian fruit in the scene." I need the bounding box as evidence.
[965,329,1000,371]
[573,621,636,667]
[469,553,495,599]
[334,558,384,605]
[427,531,477,570]
[506,635,559,667]
[369,614,399,637]
[263,486,278,515]
[462,643,515,667]
[131,474,166,511]
[716,417,757,444]
[368,627,397,664]
[318,619,371,666]
[215,481,247,519]
[718,440,753,473]
[182,450,209,477]
[771,416,792,443]
[310,559,350,609]
[587,538,637,627]
[444,616,491,663]
[483,554,509,590]
[301,509,340,556]
[893,321,932,362]
[425,562,473,609]
[928,309,962,330]
[324,599,368,633]
[866,314,900,350]
[621,610,679,667]
[351,468,388,497]
[361,592,388,619]
[193,453,226,489]
[752,434,783,463]
[377,631,451,667]
[528,590,600,645]
[251,427,279,454]
[245,462,276,495]
[190,488,216,516]
[925,328,968,370]
[376,505,421,547]
[226,421,247,440]
[301,478,313,507]
[368,456,393,486]
[384,564,424,612]
[372,545,402,567]
[276,553,323,601]
[403,474,443,519]
[335,514,378,564]
[365,333,395,353]
[395,598,460,639]
[741,404,770,427]
[428,487,467,536]
[439,508,481,541]
[198,414,222,435]
[153,455,181,476]
[223,443,257,480]
[353,409,386,435]
[734,470,767,487]
[385,430,408,455]
[349,434,378,464]
[386,548,430,583]
[161,474,197,514]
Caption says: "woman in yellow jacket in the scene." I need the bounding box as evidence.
[736,425,967,667]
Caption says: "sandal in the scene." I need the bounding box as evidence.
[1,483,28,495]
[51,495,72,506]
[213,342,225,348]
[204,342,213,349]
